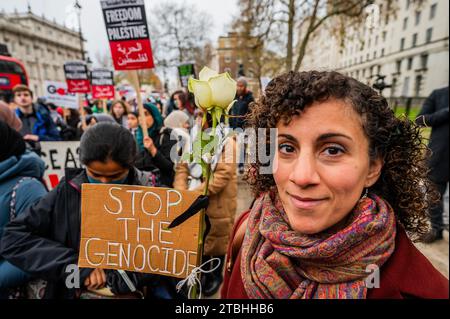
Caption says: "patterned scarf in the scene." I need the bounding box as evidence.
[241,191,396,299]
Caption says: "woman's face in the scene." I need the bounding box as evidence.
[86,159,129,184]
[113,103,125,118]
[127,114,139,129]
[174,94,184,110]
[273,99,383,235]
[144,109,155,127]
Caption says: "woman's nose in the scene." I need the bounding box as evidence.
[288,153,320,187]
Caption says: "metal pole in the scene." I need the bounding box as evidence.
[75,0,85,61]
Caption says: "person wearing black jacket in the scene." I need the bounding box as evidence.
[415,86,449,243]
[0,123,174,299]
[135,103,177,187]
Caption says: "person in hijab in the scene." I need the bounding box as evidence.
[135,103,177,187]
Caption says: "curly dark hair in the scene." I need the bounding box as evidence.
[245,70,438,241]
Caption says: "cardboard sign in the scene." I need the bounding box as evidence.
[78,184,201,279]
[43,81,79,109]
[178,63,196,88]
[101,0,154,70]
[64,61,91,93]
[91,68,115,99]
[40,141,82,190]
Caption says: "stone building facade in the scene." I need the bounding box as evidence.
[0,10,84,97]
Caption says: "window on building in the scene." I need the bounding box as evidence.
[402,76,410,96]
[430,3,437,20]
[382,31,387,42]
[375,36,379,46]
[403,17,408,30]
[396,60,402,73]
[381,48,385,57]
[370,65,374,77]
[377,65,382,75]
[385,14,390,25]
[420,54,428,69]
[391,78,397,96]
[367,53,370,60]
[415,11,421,26]
[407,57,413,70]
[400,38,405,51]
[373,51,377,59]
[225,56,231,63]
[426,28,433,43]
[412,33,418,47]
[415,75,423,96]
[406,0,411,10]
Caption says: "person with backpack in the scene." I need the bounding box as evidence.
[135,103,177,187]
[0,123,179,299]
[0,121,47,299]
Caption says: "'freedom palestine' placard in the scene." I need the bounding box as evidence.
[101,0,155,70]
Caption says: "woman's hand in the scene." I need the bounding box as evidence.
[144,136,158,157]
[84,268,107,290]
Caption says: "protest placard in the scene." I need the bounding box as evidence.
[78,184,201,279]
[101,0,154,70]
[178,63,196,88]
[91,68,115,100]
[63,61,91,94]
[43,81,78,109]
[40,141,82,190]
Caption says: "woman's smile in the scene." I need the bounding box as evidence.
[287,192,329,210]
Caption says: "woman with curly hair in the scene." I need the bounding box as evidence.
[221,70,448,299]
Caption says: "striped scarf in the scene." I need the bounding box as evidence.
[241,191,396,299]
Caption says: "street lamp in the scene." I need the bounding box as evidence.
[372,74,391,96]
[74,0,85,62]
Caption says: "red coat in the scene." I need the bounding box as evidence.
[221,211,449,299]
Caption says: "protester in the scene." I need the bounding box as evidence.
[127,111,140,138]
[173,91,195,129]
[163,110,191,158]
[0,122,178,299]
[91,100,107,114]
[0,121,47,299]
[12,84,61,151]
[165,90,182,117]
[0,101,22,132]
[174,116,237,297]
[110,100,129,128]
[221,71,449,299]
[230,77,254,130]
[229,77,254,174]
[135,103,177,187]
[415,86,449,243]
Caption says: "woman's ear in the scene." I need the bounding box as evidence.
[365,156,384,188]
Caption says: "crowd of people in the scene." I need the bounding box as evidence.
[0,78,254,299]
[0,71,448,300]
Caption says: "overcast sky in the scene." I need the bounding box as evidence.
[1,0,238,67]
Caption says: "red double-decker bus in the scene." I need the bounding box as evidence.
[0,50,29,102]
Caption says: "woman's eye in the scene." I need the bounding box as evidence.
[279,144,295,154]
[323,146,345,156]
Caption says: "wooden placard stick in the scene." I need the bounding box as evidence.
[128,70,148,138]
[102,99,107,114]
[78,93,87,131]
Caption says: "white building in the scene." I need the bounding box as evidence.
[0,9,84,97]
[302,0,449,101]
